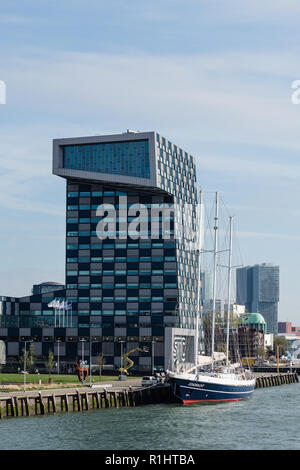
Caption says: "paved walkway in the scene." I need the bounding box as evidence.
[0,378,143,397]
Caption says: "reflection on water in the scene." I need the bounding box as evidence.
[0,383,299,450]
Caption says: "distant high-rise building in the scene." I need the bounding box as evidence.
[278,322,292,334]
[236,263,279,335]
[200,270,213,302]
[202,298,222,316]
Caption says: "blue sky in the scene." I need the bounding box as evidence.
[0,0,300,323]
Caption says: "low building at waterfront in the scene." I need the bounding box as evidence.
[32,282,65,295]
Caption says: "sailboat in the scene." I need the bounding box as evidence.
[167,192,256,404]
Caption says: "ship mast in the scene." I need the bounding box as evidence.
[211,191,219,369]
[195,190,204,368]
[225,215,234,367]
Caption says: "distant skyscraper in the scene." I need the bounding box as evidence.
[236,263,279,335]
[200,270,213,302]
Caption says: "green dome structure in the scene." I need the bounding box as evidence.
[239,313,266,333]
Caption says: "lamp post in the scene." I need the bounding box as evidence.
[152,340,156,377]
[89,339,100,387]
[79,338,86,384]
[57,339,61,375]
[119,340,125,380]
[23,340,32,392]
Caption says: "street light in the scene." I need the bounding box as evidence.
[56,339,61,375]
[79,338,86,384]
[152,340,156,377]
[89,339,100,387]
[119,340,125,380]
[23,340,33,392]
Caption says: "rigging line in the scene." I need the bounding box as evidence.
[204,196,216,250]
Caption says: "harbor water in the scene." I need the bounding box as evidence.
[0,382,299,450]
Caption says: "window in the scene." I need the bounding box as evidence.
[103,283,114,289]
[67,244,78,250]
[140,283,151,289]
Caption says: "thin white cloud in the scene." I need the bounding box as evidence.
[237,231,300,241]
[0,14,36,25]
[196,153,300,182]
[2,50,300,152]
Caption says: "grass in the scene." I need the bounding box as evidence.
[0,373,138,385]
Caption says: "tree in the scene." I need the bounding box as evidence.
[19,343,35,373]
[96,353,106,377]
[45,350,54,377]
[27,343,35,372]
[273,336,290,356]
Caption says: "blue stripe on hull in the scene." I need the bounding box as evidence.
[170,377,255,404]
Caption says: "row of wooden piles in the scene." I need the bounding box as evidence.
[0,384,174,419]
[255,371,299,388]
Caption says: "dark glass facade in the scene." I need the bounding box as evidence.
[64,140,150,179]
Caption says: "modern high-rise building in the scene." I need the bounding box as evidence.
[236,263,279,335]
[0,130,200,373]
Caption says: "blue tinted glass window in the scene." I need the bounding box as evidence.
[63,140,150,179]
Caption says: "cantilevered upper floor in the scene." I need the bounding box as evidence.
[53,130,197,204]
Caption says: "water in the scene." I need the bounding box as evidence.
[1,383,300,450]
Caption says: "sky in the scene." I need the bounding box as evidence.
[0,0,300,323]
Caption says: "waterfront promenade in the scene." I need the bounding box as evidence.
[0,376,143,396]
[0,371,298,420]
